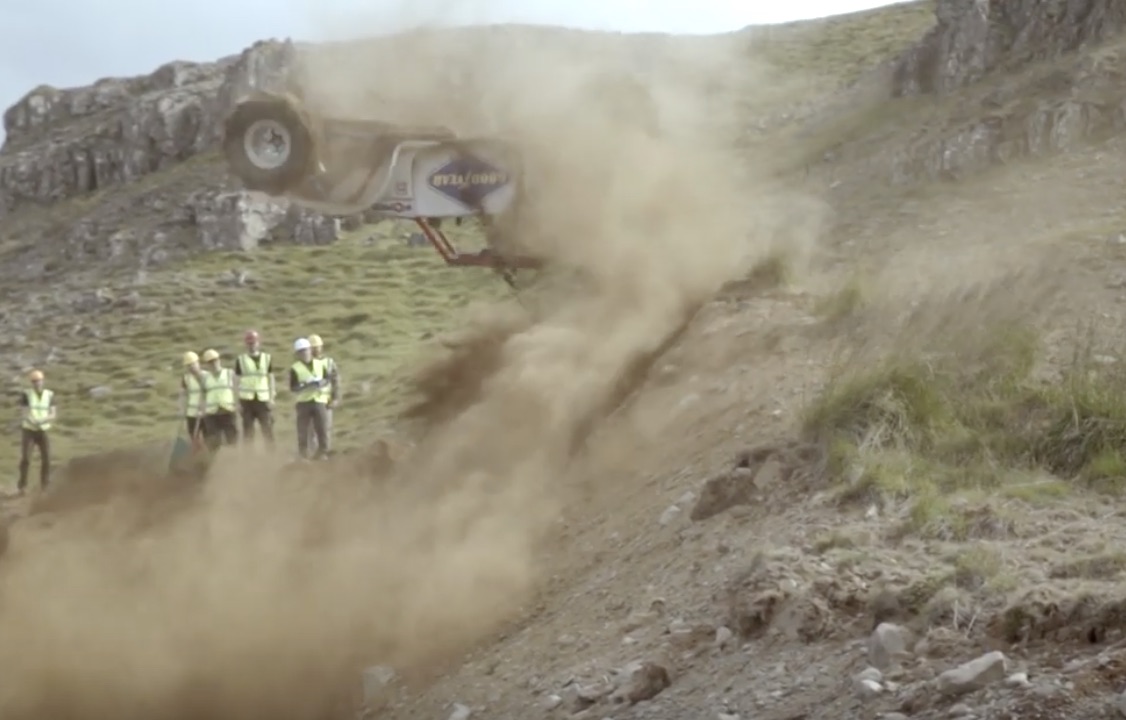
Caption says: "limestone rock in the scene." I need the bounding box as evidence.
[868,622,916,670]
[187,189,337,251]
[892,0,1126,97]
[0,39,301,216]
[936,650,1009,696]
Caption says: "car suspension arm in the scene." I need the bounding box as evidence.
[413,218,540,288]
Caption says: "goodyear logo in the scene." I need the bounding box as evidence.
[428,157,508,207]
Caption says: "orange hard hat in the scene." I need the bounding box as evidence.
[27,369,44,382]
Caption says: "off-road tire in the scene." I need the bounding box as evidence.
[222,93,318,195]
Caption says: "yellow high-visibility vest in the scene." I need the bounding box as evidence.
[238,352,272,401]
[183,373,204,418]
[317,356,336,403]
[23,388,53,431]
[291,359,327,403]
[203,368,236,414]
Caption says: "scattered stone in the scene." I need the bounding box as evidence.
[855,677,883,699]
[659,504,682,526]
[360,665,396,709]
[1113,689,1126,717]
[868,622,915,669]
[611,661,671,705]
[447,703,471,720]
[544,694,563,710]
[937,651,1009,696]
[715,625,734,649]
[87,385,112,399]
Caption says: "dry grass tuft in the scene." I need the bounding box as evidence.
[803,319,1126,535]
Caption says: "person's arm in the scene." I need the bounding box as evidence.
[18,392,29,424]
[266,356,276,403]
[47,392,57,421]
[329,360,341,403]
[289,367,301,394]
[196,375,208,416]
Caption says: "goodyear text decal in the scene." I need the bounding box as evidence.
[428,156,508,207]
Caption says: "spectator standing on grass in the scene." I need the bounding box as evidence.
[235,329,276,448]
[307,333,340,455]
[200,348,239,450]
[16,369,55,494]
[178,351,207,442]
[290,337,330,460]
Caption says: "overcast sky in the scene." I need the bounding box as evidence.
[0,0,908,139]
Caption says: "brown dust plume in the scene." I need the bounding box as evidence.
[0,13,816,720]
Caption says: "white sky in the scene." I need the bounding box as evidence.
[0,0,907,139]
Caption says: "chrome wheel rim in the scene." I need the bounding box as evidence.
[243,118,292,170]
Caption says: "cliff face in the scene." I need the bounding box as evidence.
[893,0,1126,96]
[0,40,296,205]
[0,39,335,264]
[808,0,1126,189]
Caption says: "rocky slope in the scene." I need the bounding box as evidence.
[892,0,1126,96]
[785,0,1126,201]
[363,4,1126,720]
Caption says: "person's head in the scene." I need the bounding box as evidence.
[27,369,44,391]
[200,348,221,371]
[293,337,312,363]
[244,329,260,354]
[308,334,324,358]
[181,351,200,374]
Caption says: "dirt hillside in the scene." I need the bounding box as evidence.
[5,1,1126,719]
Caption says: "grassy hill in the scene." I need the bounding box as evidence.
[0,3,941,485]
[0,219,512,480]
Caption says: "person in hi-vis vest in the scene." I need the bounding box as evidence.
[17,369,55,493]
[178,351,207,442]
[307,333,340,456]
[234,329,276,448]
[200,348,239,451]
[289,337,330,460]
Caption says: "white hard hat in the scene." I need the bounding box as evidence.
[293,337,311,352]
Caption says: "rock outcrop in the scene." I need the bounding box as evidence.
[0,37,335,265]
[0,40,299,210]
[893,0,1126,96]
[812,0,1126,188]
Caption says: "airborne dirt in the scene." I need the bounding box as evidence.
[0,16,815,720]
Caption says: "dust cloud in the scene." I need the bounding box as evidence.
[0,7,819,720]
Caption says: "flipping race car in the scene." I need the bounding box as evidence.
[221,91,536,285]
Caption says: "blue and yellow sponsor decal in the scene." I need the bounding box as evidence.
[428,156,509,207]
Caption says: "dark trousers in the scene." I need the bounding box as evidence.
[18,428,50,491]
[239,399,275,445]
[185,416,204,438]
[295,402,329,459]
[203,411,239,452]
[308,407,334,455]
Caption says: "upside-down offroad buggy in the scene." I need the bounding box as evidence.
[221,91,536,285]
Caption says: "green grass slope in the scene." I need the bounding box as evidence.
[1,221,510,482]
